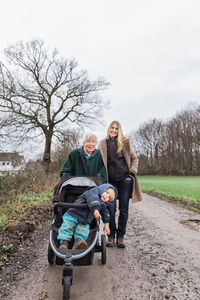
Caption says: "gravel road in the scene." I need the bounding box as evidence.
[1,193,200,300]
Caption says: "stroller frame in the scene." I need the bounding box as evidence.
[47,176,107,300]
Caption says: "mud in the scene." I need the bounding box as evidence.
[0,193,200,300]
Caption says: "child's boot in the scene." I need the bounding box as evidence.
[59,240,69,250]
[72,238,87,250]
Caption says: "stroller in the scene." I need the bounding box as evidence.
[47,176,107,300]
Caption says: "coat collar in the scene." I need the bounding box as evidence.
[78,147,98,158]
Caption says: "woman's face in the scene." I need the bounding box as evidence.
[109,123,119,139]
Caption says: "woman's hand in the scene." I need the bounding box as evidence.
[129,171,136,178]
[94,209,101,219]
[103,223,110,235]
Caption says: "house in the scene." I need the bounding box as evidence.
[0,152,24,176]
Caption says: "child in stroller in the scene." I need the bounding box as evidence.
[58,183,117,250]
[48,176,117,300]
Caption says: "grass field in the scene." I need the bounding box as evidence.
[138,176,200,203]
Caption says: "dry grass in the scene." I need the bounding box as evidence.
[0,167,59,228]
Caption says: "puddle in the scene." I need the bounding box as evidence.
[180,219,200,231]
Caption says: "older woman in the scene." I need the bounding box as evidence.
[60,134,107,183]
[99,121,142,248]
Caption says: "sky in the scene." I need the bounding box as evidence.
[1,0,200,155]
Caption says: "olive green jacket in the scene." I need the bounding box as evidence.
[60,147,107,183]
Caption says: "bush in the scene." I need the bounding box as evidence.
[0,165,58,205]
[0,165,58,228]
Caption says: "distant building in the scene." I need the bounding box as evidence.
[0,152,24,176]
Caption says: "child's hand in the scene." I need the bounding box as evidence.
[94,209,101,219]
[103,223,110,235]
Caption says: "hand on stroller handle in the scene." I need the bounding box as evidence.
[94,209,101,219]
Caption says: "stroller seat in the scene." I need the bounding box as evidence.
[52,181,100,250]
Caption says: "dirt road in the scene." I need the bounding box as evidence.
[1,193,200,300]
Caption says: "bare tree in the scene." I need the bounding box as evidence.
[131,103,200,175]
[168,103,200,175]
[131,119,165,174]
[51,128,81,173]
[0,39,109,170]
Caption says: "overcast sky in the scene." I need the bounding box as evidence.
[1,0,200,144]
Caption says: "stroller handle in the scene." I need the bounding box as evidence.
[54,202,88,209]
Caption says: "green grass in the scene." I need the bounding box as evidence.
[0,190,53,229]
[138,176,200,203]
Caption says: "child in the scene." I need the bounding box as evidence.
[57,183,117,250]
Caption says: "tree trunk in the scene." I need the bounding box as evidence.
[42,132,53,173]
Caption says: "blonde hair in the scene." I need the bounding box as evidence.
[106,120,127,156]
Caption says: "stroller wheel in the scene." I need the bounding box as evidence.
[101,234,106,264]
[63,275,71,300]
[47,241,55,265]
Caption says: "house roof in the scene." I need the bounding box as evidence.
[0,152,24,166]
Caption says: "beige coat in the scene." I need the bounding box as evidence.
[98,138,142,203]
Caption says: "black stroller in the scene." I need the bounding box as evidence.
[47,176,107,300]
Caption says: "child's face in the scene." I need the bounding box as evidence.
[101,188,115,202]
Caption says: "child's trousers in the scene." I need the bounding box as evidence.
[57,212,90,243]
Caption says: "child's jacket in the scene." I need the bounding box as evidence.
[67,184,117,225]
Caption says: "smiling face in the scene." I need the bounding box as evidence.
[83,136,97,154]
[101,188,115,202]
[109,122,119,139]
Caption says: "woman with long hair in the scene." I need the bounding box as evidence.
[99,121,142,248]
